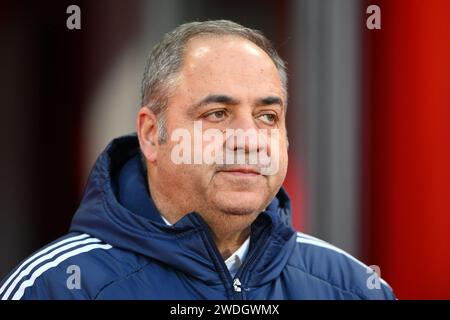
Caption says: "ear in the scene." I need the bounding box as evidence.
[137,107,159,163]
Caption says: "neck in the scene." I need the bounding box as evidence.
[211,225,250,260]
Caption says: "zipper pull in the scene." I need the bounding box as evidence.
[233,278,242,292]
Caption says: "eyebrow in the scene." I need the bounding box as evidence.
[256,96,284,108]
[196,94,240,108]
[187,93,284,116]
[187,94,239,116]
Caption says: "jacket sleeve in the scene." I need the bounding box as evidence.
[0,234,116,300]
[0,262,91,300]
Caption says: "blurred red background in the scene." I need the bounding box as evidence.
[362,0,450,299]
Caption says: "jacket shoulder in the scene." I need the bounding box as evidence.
[0,232,145,300]
[287,232,396,300]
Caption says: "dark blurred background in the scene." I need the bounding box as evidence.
[0,0,449,299]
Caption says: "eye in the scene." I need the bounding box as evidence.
[257,113,277,125]
[204,110,227,122]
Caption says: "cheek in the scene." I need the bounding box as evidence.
[282,149,289,176]
[266,136,288,179]
[159,143,213,184]
[270,148,288,186]
[157,143,184,173]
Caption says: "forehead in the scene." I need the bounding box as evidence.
[176,35,283,101]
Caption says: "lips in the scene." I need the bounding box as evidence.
[217,165,261,175]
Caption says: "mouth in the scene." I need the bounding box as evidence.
[217,165,262,177]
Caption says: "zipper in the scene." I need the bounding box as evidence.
[233,225,271,298]
[233,278,242,293]
[191,214,239,299]
[192,213,272,300]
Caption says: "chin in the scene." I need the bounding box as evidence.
[211,189,268,216]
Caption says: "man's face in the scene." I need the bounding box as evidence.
[151,36,288,226]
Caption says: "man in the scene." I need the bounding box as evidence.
[0,20,395,299]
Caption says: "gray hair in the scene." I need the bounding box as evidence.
[141,20,288,143]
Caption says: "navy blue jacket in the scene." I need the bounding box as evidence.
[0,135,395,300]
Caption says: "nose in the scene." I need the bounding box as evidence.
[224,112,268,155]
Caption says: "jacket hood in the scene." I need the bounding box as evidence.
[70,135,296,287]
